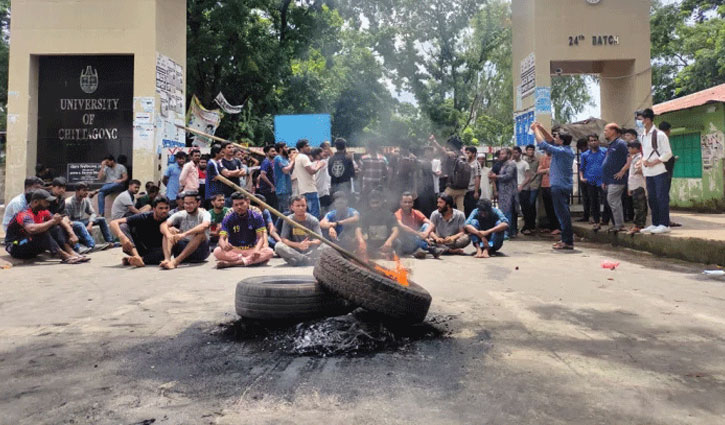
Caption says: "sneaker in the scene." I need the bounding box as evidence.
[77,245,93,255]
[640,225,657,234]
[651,225,671,234]
[413,249,427,259]
[90,242,111,252]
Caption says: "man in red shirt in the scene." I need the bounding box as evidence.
[394,192,442,259]
[5,190,88,263]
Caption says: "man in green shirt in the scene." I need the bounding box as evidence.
[208,193,229,243]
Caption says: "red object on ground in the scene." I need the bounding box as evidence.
[601,260,620,270]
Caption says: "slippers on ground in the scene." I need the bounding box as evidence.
[552,243,574,250]
[62,256,84,264]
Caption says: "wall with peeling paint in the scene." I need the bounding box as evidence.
[657,103,725,209]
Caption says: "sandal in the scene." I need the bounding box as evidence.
[551,229,561,235]
[62,256,84,264]
[553,243,574,250]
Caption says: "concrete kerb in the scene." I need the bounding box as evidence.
[572,222,725,267]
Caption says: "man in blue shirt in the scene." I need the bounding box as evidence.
[600,123,630,232]
[273,142,295,212]
[163,151,186,208]
[213,192,274,268]
[320,191,360,251]
[2,177,44,231]
[579,134,609,230]
[531,122,576,250]
[257,145,278,211]
[464,198,509,258]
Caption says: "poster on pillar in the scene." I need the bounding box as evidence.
[37,55,134,183]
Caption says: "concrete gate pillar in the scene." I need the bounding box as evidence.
[512,0,651,146]
[5,0,186,201]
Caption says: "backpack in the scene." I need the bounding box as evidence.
[449,157,472,190]
[651,128,677,174]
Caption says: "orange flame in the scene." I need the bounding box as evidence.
[374,255,409,286]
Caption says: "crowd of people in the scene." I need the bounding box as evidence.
[3,107,674,266]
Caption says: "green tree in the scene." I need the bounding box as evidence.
[0,0,10,133]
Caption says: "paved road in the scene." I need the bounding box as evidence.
[1,240,724,424]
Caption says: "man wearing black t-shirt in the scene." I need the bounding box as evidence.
[355,190,400,259]
[328,138,355,195]
[220,141,248,206]
[110,196,171,267]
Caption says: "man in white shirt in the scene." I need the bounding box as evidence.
[311,147,332,215]
[639,108,673,234]
[291,139,326,219]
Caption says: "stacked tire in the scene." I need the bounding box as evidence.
[235,249,432,323]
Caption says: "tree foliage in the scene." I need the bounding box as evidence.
[651,0,725,103]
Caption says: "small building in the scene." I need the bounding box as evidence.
[654,84,725,209]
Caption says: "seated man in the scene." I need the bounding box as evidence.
[160,191,211,269]
[92,154,128,217]
[394,191,440,259]
[111,179,142,220]
[356,190,400,259]
[208,193,229,244]
[135,183,160,213]
[47,177,80,251]
[65,182,114,251]
[253,194,282,249]
[5,189,88,263]
[319,191,360,251]
[2,177,44,231]
[213,192,274,268]
[464,198,509,258]
[428,194,470,255]
[110,196,171,267]
[275,196,323,266]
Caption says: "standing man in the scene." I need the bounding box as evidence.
[640,108,673,234]
[110,196,171,267]
[163,151,186,208]
[160,191,211,269]
[219,142,248,207]
[111,179,142,220]
[213,192,274,268]
[273,142,295,212]
[204,145,225,209]
[511,146,530,234]
[579,134,608,231]
[488,149,518,238]
[312,147,333,215]
[601,123,630,232]
[520,145,541,235]
[291,139,326,219]
[359,141,388,196]
[463,146,482,217]
[66,182,114,251]
[179,149,201,194]
[93,155,128,217]
[531,122,576,250]
[275,196,324,266]
[257,145,278,211]
[328,138,356,195]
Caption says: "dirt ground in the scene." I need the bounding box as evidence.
[1,240,724,425]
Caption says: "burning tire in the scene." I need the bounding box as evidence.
[313,249,432,323]
[235,275,351,321]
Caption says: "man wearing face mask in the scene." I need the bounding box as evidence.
[464,198,509,258]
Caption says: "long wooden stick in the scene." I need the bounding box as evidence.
[176,125,255,153]
[214,175,380,273]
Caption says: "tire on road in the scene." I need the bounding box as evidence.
[313,249,432,323]
[235,275,351,321]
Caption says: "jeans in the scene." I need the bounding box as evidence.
[72,218,113,249]
[172,238,210,263]
[276,193,291,213]
[646,173,670,227]
[331,181,352,196]
[606,184,626,228]
[399,224,430,255]
[274,243,321,266]
[631,187,648,228]
[519,189,539,231]
[304,192,321,219]
[467,219,505,253]
[541,187,559,231]
[551,186,573,245]
[579,180,590,220]
[97,182,125,217]
[6,232,61,259]
[464,190,478,218]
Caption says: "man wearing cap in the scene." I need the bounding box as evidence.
[2,177,44,231]
[5,190,88,263]
[66,182,114,252]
